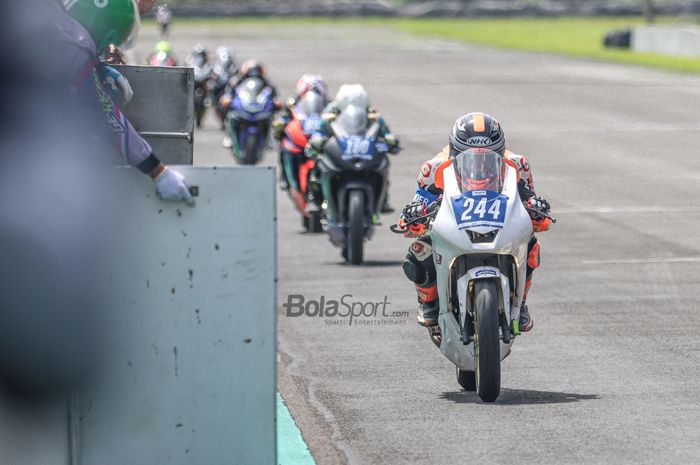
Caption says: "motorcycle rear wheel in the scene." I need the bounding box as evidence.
[473,279,501,402]
[346,191,365,265]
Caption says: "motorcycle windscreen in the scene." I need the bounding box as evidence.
[335,104,368,136]
[296,91,325,117]
[236,78,272,113]
[453,149,505,194]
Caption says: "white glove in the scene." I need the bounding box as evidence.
[154,168,195,207]
[102,66,134,104]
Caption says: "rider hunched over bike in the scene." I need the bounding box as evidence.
[399,112,552,331]
[305,84,400,213]
[219,59,278,149]
[273,74,330,189]
[273,74,330,142]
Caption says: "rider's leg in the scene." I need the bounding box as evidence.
[520,236,540,332]
[403,236,439,326]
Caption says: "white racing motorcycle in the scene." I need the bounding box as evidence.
[392,148,554,402]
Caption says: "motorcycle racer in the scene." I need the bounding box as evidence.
[399,113,551,332]
[57,0,194,206]
[273,74,330,189]
[306,84,399,155]
[273,74,330,142]
[305,84,400,212]
[220,59,279,149]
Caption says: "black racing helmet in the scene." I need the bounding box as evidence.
[449,112,505,157]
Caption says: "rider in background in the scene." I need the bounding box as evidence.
[156,4,173,38]
[58,0,194,206]
[399,112,551,331]
[305,84,400,212]
[273,74,330,142]
[219,59,279,149]
[148,40,177,66]
[272,74,330,189]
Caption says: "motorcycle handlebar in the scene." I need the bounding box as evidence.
[391,206,556,234]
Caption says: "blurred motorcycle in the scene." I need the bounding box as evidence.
[314,104,393,264]
[280,91,325,231]
[225,76,276,165]
[148,40,177,67]
[156,4,173,38]
[185,45,211,128]
[210,47,238,130]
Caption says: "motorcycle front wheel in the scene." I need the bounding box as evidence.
[244,133,259,165]
[473,279,501,402]
[346,190,365,265]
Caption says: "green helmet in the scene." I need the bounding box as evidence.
[63,0,140,52]
[155,41,172,54]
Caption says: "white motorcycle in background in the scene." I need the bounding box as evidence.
[392,148,555,402]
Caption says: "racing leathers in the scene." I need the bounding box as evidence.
[400,146,551,332]
[304,106,401,216]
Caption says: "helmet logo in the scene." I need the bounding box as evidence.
[466,136,492,147]
[94,0,109,7]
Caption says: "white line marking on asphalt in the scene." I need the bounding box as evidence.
[582,257,700,265]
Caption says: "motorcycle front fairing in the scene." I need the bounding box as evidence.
[316,126,389,245]
[429,161,533,370]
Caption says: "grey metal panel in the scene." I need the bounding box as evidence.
[114,65,194,165]
[76,167,276,465]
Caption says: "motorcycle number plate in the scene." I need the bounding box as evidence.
[302,115,322,133]
[339,136,375,161]
[450,190,508,230]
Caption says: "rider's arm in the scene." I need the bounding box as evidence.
[518,179,551,232]
[370,112,400,153]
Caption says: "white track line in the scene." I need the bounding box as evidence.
[582,257,700,265]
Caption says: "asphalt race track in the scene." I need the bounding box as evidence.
[135,23,700,465]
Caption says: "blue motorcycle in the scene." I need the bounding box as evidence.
[226,77,276,165]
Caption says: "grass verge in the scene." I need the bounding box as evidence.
[390,17,700,74]
[156,16,700,74]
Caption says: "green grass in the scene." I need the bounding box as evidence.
[154,16,700,74]
[391,17,700,74]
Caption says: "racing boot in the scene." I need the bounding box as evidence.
[416,299,439,327]
[518,303,533,332]
[222,134,233,149]
[278,157,289,191]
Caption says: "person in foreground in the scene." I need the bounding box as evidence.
[57,0,195,206]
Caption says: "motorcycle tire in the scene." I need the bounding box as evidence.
[473,279,501,402]
[244,134,258,165]
[308,211,323,233]
[346,190,365,265]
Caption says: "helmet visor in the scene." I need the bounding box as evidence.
[453,149,504,193]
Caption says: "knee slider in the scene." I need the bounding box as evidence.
[403,239,436,286]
